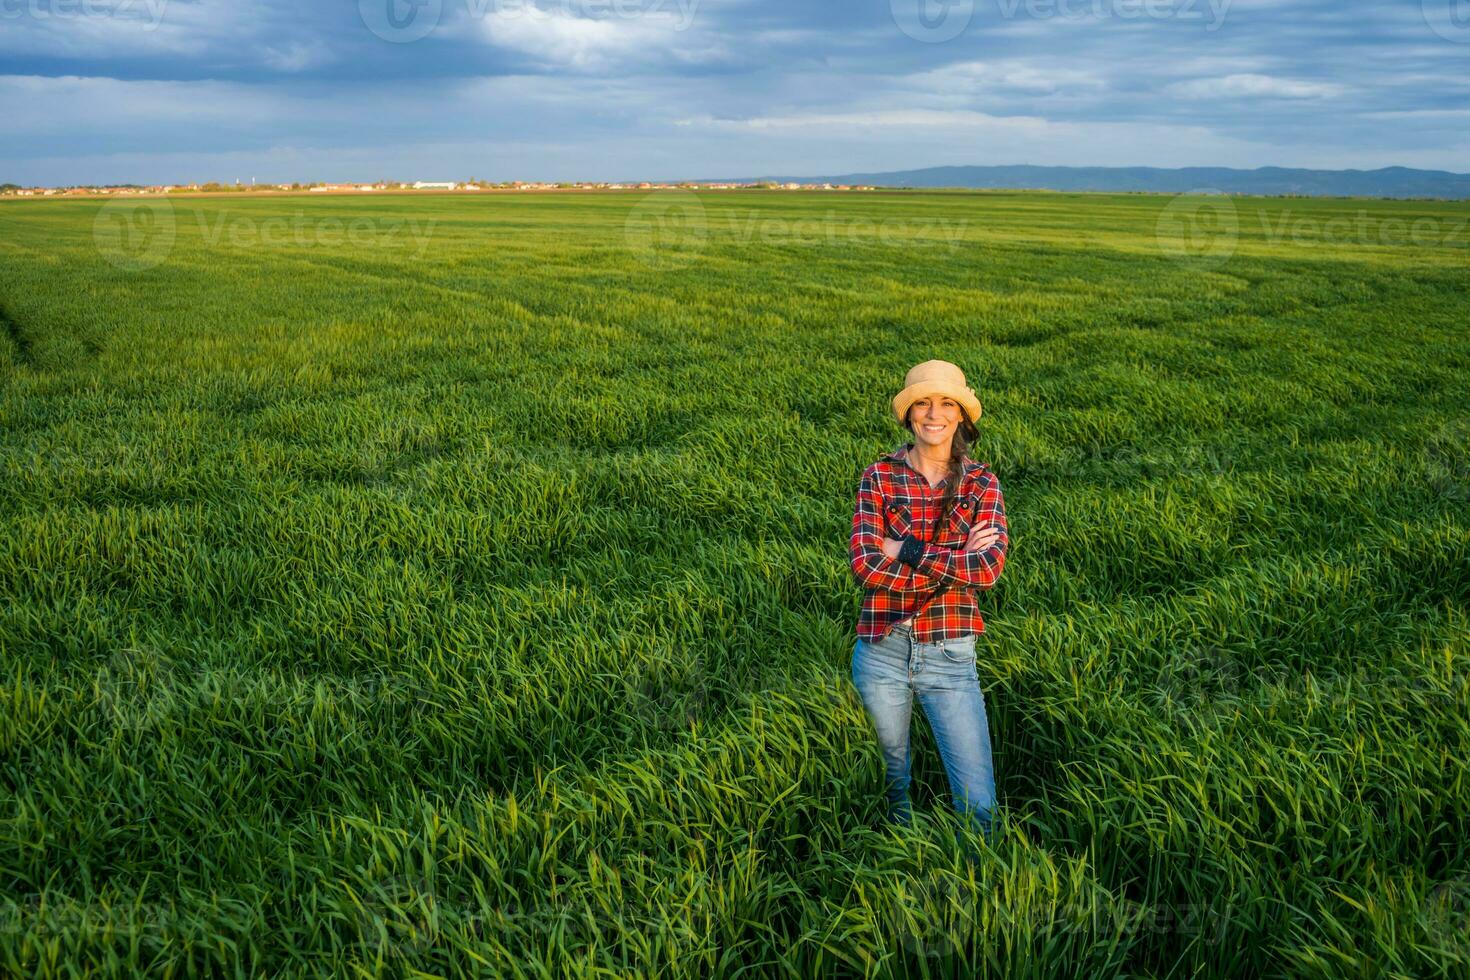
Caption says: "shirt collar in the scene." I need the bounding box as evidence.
[884,441,984,487]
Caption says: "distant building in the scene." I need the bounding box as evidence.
[413,181,458,190]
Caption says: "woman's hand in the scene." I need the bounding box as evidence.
[884,525,999,560]
[965,523,1002,553]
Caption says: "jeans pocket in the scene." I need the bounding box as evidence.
[940,635,978,665]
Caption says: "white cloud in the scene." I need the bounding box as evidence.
[0,74,282,129]
[1359,108,1470,120]
[1165,73,1346,100]
[681,109,1063,130]
[906,60,1106,97]
[469,6,720,71]
[261,41,333,73]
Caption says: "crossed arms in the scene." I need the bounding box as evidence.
[848,469,1009,595]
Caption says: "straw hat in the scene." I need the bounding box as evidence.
[892,359,983,427]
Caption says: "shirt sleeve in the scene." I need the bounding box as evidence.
[849,468,947,594]
[912,472,1008,589]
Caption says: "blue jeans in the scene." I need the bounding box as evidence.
[851,621,997,845]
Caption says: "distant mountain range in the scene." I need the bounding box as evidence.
[718,165,1470,199]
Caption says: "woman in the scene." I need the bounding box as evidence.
[848,359,1009,847]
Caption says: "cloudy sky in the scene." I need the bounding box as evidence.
[3,0,1468,184]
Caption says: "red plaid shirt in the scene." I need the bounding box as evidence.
[849,442,1009,643]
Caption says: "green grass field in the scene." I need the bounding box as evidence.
[1,189,1467,977]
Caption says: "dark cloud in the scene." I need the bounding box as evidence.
[1,0,1466,182]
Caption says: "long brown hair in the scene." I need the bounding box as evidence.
[904,405,979,535]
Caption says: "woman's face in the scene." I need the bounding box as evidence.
[908,396,963,449]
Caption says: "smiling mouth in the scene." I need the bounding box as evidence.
[921,423,948,434]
